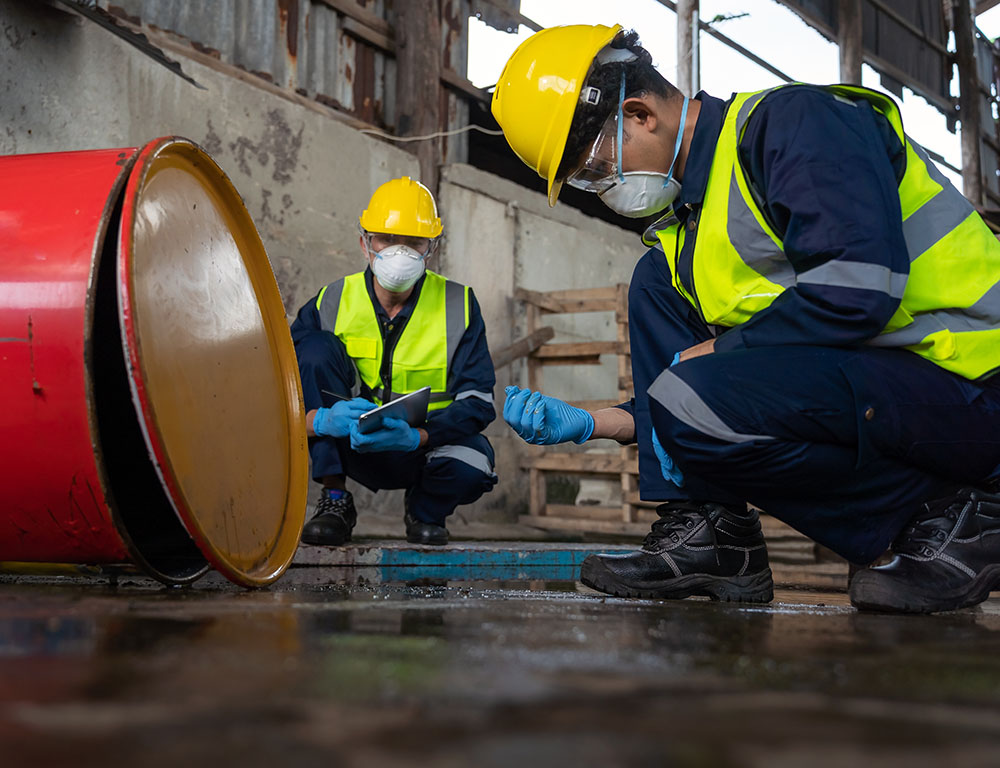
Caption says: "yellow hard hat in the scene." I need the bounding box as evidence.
[359,176,443,238]
[491,24,621,207]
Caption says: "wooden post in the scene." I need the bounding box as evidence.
[394,0,442,192]
[677,0,697,96]
[954,0,984,205]
[838,0,863,84]
[614,283,636,523]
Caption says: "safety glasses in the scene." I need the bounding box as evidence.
[564,110,622,193]
[563,72,627,194]
[362,231,436,257]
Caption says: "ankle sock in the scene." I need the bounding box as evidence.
[324,488,346,500]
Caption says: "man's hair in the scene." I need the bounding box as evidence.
[556,30,681,181]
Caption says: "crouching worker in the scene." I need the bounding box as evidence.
[291,177,498,546]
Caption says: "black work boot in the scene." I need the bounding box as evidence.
[404,511,449,546]
[850,488,1000,614]
[301,489,357,546]
[403,487,449,545]
[579,501,773,602]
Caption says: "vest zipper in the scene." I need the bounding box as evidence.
[379,314,410,403]
[677,204,705,321]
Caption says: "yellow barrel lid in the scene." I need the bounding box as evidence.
[117,137,307,587]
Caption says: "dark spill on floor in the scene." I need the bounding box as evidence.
[1,570,999,767]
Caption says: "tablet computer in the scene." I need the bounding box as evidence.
[357,386,431,434]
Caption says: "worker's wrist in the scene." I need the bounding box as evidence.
[312,407,334,436]
[572,409,595,444]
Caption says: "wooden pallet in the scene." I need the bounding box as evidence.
[517,284,646,532]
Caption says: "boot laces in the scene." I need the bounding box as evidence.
[895,493,970,556]
[316,491,352,517]
[643,501,720,565]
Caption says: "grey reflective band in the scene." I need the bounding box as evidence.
[733,90,771,139]
[902,140,974,262]
[425,444,496,477]
[378,388,449,404]
[455,390,495,405]
[878,278,1000,346]
[872,279,1000,347]
[726,170,796,288]
[648,369,774,444]
[317,278,346,332]
[798,261,907,299]
[445,280,466,374]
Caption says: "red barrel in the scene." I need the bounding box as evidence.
[0,138,308,587]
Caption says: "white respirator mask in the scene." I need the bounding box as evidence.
[370,244,426,292]
[598,171,683,219]
[592,74,690,219]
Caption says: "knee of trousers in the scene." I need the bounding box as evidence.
[422,444,497,502]
[294,332,355,410]
[296,332,352,379]
[647,367,771,471]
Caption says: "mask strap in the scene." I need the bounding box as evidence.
[663,97,690,187]
[615,71,626,183]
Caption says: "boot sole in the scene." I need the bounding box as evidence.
[300,532,352,547]
[851,563,1000,614]
[580,556,774,603]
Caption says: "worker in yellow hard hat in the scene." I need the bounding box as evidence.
[291,177,497,546]
[493,25,1000,614]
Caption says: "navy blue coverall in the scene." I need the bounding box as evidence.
[620,87,1000,564]
[291,268,497,525]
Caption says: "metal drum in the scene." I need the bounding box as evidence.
[0,137,307,587]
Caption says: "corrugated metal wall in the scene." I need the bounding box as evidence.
[977,34,1000,205]
[102,0,472,162]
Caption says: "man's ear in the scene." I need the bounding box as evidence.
[622,96,659,133]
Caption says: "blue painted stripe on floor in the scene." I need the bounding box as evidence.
[379,564,584,582]
[378,547,624,569]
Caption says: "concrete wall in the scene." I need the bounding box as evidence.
[0,1,418,317]
[0,2,643,524]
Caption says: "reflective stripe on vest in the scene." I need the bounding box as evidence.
[656,84,1000,380]
[315,271,470,410]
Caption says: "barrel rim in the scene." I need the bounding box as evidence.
[80,145,211,586]
[116,135,308,588]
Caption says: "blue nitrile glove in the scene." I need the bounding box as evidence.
[349,416,422,453]
[651,427,685,486]
[503,385,595,445]
[671,351,681,367]
[313,397,377,438]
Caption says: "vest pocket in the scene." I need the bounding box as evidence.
[344,337,377,359]
[397,366,447,393]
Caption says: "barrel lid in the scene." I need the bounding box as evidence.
[117,137,307,587]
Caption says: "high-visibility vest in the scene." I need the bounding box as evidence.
[655,85,1000,380]
[315,270,470,411]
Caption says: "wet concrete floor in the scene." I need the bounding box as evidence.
[2,565,1000,767]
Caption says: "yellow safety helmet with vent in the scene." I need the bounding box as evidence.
[359,176,443,238]
[491,23,621,207]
